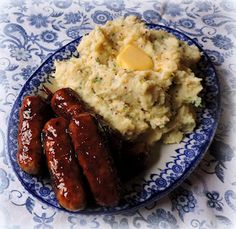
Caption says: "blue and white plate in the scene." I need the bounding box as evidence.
[7,24,220,214]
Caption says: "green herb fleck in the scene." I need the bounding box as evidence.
[187,96,202,107]
[194,97,202,107]
[92,76,103,83]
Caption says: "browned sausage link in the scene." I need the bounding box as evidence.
[118,142,150,181]
[69,113,120,207]
[96,123,150,180]
[51,88,84,119]
[43,117,87,211]
[17,96,48,175]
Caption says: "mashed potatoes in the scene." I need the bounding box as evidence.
[53,16,202,145]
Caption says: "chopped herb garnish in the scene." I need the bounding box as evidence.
[92,76,103,83]
[194,97,202,107]
[187,96,202,107]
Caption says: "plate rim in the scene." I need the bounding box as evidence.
[7,23,221,215]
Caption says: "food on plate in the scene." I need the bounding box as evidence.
[69,113,120,207]
[102,124,150,180]
[53,16,202,144]
[118,141,150,180]
[17,87,122,209]
[43,117,87,211]
[51,87,85,119]
[16,16,203,210]
[117,44,154,70]
[17,96,49,175]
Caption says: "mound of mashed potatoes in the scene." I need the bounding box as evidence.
[53,16,202,145]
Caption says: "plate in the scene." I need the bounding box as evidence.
[7,24,220,214]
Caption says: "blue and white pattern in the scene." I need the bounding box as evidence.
[6,24,220,214]
[0,0,236,228]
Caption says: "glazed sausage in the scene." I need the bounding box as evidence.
[17,96,48,175]
[97,123,150,180]
[69,113,120,207]
[51,88,85,119]
[118,142,150,181]
[43,117,86,211]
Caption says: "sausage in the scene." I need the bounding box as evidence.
[69,113,120,207]
[96,122,150,181]
[43,117,86,211]
[17,96,48,175]
[118,142,150,181]
[51,88,85,119]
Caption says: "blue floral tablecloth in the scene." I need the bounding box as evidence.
[0,0,236,228]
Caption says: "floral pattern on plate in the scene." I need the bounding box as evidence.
[7,23,220,214]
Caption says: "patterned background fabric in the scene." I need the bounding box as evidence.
[0,0,235,228]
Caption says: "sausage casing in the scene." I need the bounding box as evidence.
[119,142,150,180]
[43,117,86,211]
[51,88,84,119]
[17,96,48,175]
[69,113,120,207]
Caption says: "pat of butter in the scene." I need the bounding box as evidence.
[117,44,153,70]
